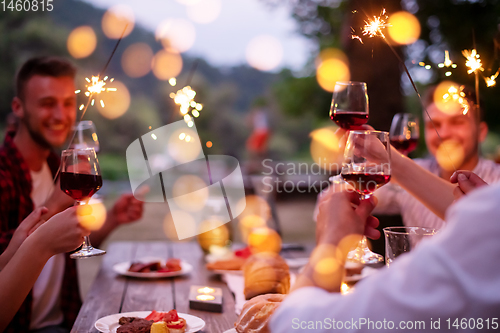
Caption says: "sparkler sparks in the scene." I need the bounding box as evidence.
[462,49,484,74]
[352,9,390,43]
[77,75,117,110]
[442,85,470,115]
[170,85,203,128]
[485,69,499,87]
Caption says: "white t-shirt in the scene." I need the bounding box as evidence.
[374,157,500,229]
[271,183,500,332]
[29,162,65,330]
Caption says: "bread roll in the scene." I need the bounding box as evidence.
[243,253,290,300]
[235,294,285,333]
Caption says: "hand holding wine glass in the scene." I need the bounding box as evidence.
[341,130,391,264]
[389,113,419,155]
[329,82,369,130]
[60,148,105,258]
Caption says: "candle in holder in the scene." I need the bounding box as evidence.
[189,285,223,313]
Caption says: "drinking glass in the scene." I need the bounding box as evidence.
[329,81,369,130]
[341,130,391,264]
[384,227,437,266]
[60,148,105,258]
[70,120,100,152]
[389,113,419,155]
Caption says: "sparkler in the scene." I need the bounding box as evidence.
[351,8,457,171]
[485,69,499,87]
[462,49,484,74]
[442,85,470,115]
[76,75,117,111]
[170,85,203,128]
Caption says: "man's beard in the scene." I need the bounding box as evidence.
[22,114,55,150]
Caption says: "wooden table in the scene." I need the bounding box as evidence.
[71,241,238,333]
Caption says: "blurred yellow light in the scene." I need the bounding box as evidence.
[121,43,153,78]
[310,127,342,168]
[315,49,350,92]
[167,128,201,163]
[248,227,282,254]
[163,210,195,241]
[152,49,183,80]
[169,78,177,86]
[76,202,107,231]
[67,26,97,59]
[172,175,208,212]
[96,80,130,119]
[246,35,283,71]
[186,0,221,24]
[102,5,135,39]
[156,19,196,53]
[197,217,230,251]
[433,81,464,115]
[436,140,464,171]
[387,11,420,45]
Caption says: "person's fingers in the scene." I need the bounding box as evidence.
[456,173,483,194]
[450,170,473,184]
[453,185,465,200]
[365,226,381,240]
[465,172,488,187]
[79,225,91,237]
[354,196,376,220]
[364,216,380,239]
[345,191,361,207]
[366,215,379,228]
[360,124,375,131]
[21,206,48,230]
[28,219,45,236]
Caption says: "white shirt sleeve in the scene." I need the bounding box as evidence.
[372,182,403,215]
[270,184,500,332]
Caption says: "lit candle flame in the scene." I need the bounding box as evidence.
[462,49,484,75]
[196,295,215,301]
[197,287,215,294]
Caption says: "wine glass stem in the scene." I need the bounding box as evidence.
[78,200,94,252]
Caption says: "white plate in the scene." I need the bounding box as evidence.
[113,257,192,278]
[95,311,205,333]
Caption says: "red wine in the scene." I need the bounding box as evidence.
[390,137,418,154]
[60,172,102,201]
[330,111,368,130]
[341,173,391,195]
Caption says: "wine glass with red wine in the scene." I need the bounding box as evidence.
[329,81,369,130]
[341,130,391,264]
[60,148,105,259]
[389,113,419,155]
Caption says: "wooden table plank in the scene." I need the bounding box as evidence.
[71,242,135,333]
[172,241,238,333]
[120,242,175,312]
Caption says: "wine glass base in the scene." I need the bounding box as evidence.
[347,247,384,265]
[70,247,106,259]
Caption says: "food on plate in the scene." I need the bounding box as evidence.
[234,293,285,333]
[206,256,247,271]
[146,310,186,333]
[150,321,169,333]
[234,246,252,258]
[116,317,153,333]
[243,253,290,300]
[128,259,182,273]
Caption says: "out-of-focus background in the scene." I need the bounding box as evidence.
[2,0,500,297]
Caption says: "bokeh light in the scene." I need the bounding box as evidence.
[156,19,196,53]
[96,80,130,119]
[310,127,342,169]
[76,202,107,231]
[197,217,230,252]
[248,227,282,254]
[67,26,97,59]
[387,11,421,45]
[433,81,465,115]
[102,5,135,39]
[163,210,195,241]
[315,48,350,92]
[206,141,213,148]
[167,128,201,163]
[245,35,283,71]
[172,175,208,212]
[436,140,464,171]
[186,0,221,24]
[121,43,154,78]
[152,49,183,80]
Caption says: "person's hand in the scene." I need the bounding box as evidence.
[110,193,144,226]
[42,178,75,218]
[6,207,48,255]
[32,206,91,255]
[316,187,380,247]
[450,171,488,199]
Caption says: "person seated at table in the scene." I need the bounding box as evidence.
[270,171,500,332]
[0,56,144,333]
[315,84,500,231]
[0,207,90,332]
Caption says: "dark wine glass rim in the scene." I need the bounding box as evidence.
[62,147,97,154]
[383,226,438,235]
